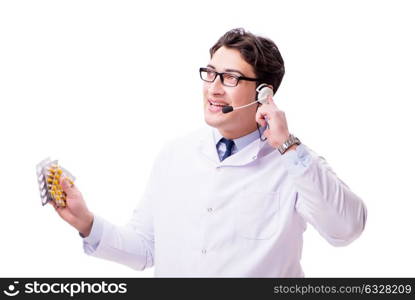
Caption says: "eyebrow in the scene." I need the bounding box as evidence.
[206,64,246,77]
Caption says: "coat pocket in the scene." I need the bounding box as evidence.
[233,189,280,240]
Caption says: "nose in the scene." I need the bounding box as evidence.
[207,74,225,95]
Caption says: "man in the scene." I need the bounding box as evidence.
[52,28,367,277]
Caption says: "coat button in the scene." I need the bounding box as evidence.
[207,207,213,213]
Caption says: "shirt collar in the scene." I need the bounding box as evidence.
[213,125,266,153]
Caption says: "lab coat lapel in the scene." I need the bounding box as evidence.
[198,128,221,164]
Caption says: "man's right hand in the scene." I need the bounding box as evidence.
[49,177,94,237]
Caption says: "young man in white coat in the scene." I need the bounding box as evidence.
[52,28,367,277]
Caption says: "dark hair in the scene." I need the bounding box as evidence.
[210,28,285,94]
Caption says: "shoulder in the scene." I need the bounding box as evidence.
[156,125,212,158]
[166,125,211,148]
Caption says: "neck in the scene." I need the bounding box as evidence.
[219,124,258,140]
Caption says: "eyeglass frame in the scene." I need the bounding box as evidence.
[199,67,259,87]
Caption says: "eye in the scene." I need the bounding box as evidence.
[205,69,216,79]
[223,73,239,84]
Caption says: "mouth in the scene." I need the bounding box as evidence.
[208,99,229,108]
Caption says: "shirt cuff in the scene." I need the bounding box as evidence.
[280,144,312,173]
[80,214,103,247]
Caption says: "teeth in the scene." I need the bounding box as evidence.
[210,101,227,107]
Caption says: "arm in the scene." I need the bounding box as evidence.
[255,94,367,246]
[82,192,155,270]
[281,144,367,246]
[56,146,168,270]
[81,146,171,270]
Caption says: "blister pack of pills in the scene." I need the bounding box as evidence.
[36,158,75,207]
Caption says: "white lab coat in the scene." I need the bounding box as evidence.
[84,126,367,277]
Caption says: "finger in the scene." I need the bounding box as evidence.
[270,97,280,111]
[267,95,280,110]
[59,175,74,187]
[255,110,268,127]
[60,176,78,197]
[256,115,267,127]
[263,129,270,138]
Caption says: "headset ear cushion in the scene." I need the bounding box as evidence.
[257,86,274,104]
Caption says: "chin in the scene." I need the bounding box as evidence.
[204,114,221,128]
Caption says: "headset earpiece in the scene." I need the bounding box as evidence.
[256,84,274,104]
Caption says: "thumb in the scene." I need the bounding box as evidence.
[60,177,77,196]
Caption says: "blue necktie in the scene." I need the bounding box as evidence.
[220,138,235,161]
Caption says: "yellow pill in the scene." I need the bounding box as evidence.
[57,169,63,175]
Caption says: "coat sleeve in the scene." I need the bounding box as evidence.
[81,145,169,270]
[281,144,367,246]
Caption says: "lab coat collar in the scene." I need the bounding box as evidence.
[198,126,277,166]
[212,127,265,154]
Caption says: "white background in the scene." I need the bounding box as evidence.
[1,0,414,277]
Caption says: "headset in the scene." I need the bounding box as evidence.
[221,83,274,114]
[221,83,273,141]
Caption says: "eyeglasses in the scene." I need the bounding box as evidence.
[199,67,259,87]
